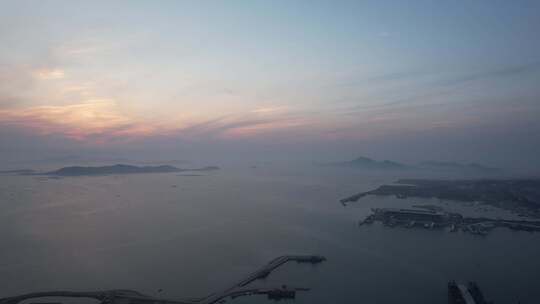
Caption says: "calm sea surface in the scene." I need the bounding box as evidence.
[1,165,539,303]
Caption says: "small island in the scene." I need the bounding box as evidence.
[43,164,220,176]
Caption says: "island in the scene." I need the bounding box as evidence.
[341,178,540,217]
[322,156,408,170]
[0,169,36,175]
[43,164,220,176]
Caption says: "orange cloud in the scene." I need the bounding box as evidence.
[250,106,288,114]
[33,68,65,80]
[0,101,155,140]
[0,99,313,143]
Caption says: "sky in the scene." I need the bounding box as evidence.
[1,0,540,169]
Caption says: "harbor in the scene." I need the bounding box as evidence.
[359,207,540,235]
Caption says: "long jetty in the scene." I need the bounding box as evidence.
[0,255,326,304]
[200,255,326,303]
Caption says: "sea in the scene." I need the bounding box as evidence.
[1,163,539,303]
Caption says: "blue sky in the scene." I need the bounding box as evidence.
[1,1,539,168]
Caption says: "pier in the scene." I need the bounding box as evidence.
[201,255,325,303]
[0,255,326,304]
[448,281,491,304]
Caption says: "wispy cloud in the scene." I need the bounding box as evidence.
[33,68,65,80]
[339,62,540,117]
[176,108,308,140]
[250,106,288,114]
[0,98,310,143]
[438,62,540,87]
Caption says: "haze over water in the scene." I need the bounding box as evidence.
[1,164,539,303]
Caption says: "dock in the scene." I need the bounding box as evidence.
[359,207,540,235]
[201,255,325,303]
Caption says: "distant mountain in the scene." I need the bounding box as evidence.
[325,156,408,170]
[419,161,501,173]
[321,157,503,174]
[184,166,220,172]
[0,169,36,175]
[45,164,220,176]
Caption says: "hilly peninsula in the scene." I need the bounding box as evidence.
[341,178,540,217]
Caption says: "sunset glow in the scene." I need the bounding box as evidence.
[1,1,539,165]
